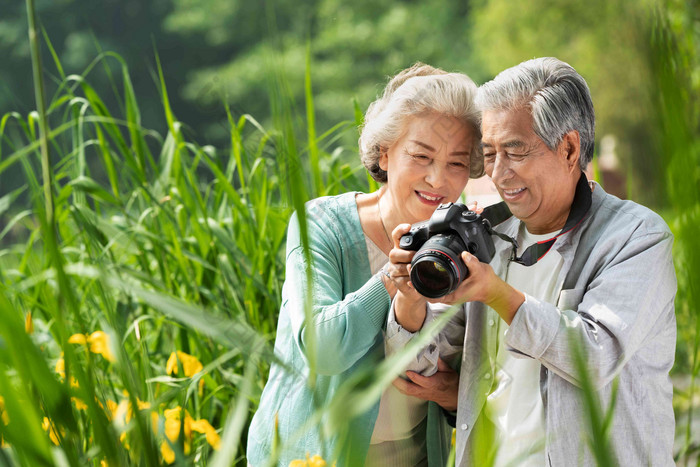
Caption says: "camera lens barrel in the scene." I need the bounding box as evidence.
[409,233,468,298]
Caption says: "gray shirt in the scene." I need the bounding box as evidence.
[387,182,677,466]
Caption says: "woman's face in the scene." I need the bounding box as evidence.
[379,113,474,225]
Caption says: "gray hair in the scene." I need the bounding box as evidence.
[476,57,595,170]
[359,63,483,183]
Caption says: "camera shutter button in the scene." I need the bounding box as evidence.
[462,211,477,220]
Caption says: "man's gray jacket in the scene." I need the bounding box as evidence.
[386,181,677,466]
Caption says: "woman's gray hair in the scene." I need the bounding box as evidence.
[359,63,483,183]
[476,57,595,170]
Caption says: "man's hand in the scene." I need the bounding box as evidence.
[439,251,525,325]
[392,358,459,411]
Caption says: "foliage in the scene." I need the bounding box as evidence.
[650,1,700,463]
[0,0,698,465]
[470,0,665,206]
[0,0,690,209]
[0,9,369,461]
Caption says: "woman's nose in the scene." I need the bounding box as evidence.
[424,163,447,188]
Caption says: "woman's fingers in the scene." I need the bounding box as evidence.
[391,223,413,248]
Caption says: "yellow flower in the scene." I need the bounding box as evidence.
[25,311,33,334]
[42,417,63,445]
[151,411,159,435]
[87,331,116,362]
[68,331,116,362]
[190,419,221,451]
[161,441,175,464]
[0,396,8,425]
[72,397,87,411]
[165,351,203,377]
[164,407,192,446]
[289,454,330,467]
[112,397,151,425]
[160,407,219,463]
[55,357,65,378]
[106,396,157,451]
[114,400,129,425]
[68,334,87,345]
[105,400,119,421]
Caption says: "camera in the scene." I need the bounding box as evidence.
[399,202,496,298]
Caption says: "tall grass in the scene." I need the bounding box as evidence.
[0,1,698,465]
[650,3,700,463]
[0,3,370,464]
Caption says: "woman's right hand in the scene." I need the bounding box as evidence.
[388,224,428,332]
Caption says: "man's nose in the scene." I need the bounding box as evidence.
[489,153,512,183]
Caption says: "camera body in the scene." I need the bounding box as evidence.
[399,202,495,298]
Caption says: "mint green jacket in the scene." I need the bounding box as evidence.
[246,193,451,466]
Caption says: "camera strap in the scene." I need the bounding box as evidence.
[480,172,592,266]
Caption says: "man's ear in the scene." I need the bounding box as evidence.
[378,147,389,172]
[560,130,581,173]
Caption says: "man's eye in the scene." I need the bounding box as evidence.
[483,153,496,160]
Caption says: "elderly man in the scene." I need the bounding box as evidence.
[387,57,676,466]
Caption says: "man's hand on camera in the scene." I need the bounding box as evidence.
[439,251,525,325]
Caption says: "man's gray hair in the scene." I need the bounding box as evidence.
[476,57,595,170]
[359,63,483,182]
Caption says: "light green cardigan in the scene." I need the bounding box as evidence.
[247,192,451,466]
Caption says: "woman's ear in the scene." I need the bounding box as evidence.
[378,147,389,172]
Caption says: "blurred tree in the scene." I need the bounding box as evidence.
[168,0,485,143]
[1,0,694,210]
[468,0,665,207]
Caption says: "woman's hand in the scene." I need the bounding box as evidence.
[387,224,428,332]
[392,358,458,411]
[438,251,525,325]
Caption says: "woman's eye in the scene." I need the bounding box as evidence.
[450,162,468,169]
[410,154,430,163]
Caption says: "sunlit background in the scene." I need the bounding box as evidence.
[0,0,697,465]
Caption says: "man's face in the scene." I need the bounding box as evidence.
[481,107,580,234]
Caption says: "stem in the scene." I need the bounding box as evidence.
[26,0,55,239]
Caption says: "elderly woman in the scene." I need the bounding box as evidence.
[246,63,482,466]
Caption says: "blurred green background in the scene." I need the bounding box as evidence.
[0,0,698,465]
[2,0,696,206]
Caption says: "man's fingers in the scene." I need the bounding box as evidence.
[437,357,453,373]
[405,371,433,388]
[393,377,427,399]
[392,377,410,394]
[461,251,477,265]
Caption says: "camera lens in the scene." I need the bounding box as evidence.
[412,258,453,296]
[410,233,468,298]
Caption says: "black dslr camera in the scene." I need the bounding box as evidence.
[399,202,496,298]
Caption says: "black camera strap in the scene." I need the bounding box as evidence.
[480,172,592,266]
